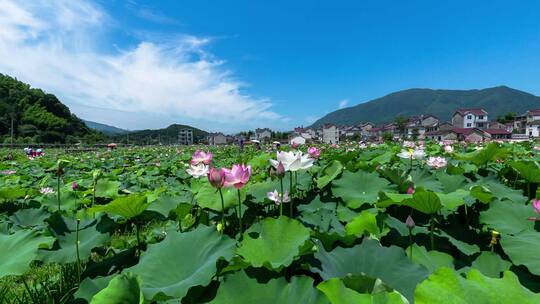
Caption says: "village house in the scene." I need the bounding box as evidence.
[178,129,193,145]
[484,128,512,140]
[207,132,227,145]
[254,128,272,142]
[406,114,439,139]
[452,108,489,129]
[321,124,339,144]
[525,109,540,137]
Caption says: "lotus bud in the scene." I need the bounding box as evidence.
[490,230,500,245]
[405,215,415,229]
[276,161,285,178]
[208,167,225,189]
[407,187,415,195]
[71,181,78,190]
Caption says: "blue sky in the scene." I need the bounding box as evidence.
[1,0,539,132]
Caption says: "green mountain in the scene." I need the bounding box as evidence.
[83,120,128,135]
[0,73,100,143]
[311,86,540,127]
[111,124,208,145]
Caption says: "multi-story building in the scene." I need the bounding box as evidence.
[178,129,193,145]
[451,108,488,128]
[207,133,227,145]
[255,128,272,142]
[321,124,339,144]
[406,114,439,139]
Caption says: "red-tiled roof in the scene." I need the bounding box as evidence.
[451,128,484,135]
[528,109,540,116]
[454,108,488,116]
[484,129,511,135]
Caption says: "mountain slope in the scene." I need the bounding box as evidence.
[311,86,540,127]
[111,124,208,144]
[83,120,128,135]
[0,73,97,143]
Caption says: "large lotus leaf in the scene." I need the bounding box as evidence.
[402,190,442,214]
[316,160,343,189]
[500,231,540,276]
[434,172,467,193]
[146,194,184,217]
[237,216,311,269]
[436,189,469,210]
[471,252,512,278]
[435,230,480,256]
[127,226,235,301]
[510,160,540,183]
[469,185,493,203]
[473,175,528,204]
[479,200,536,235]
[41,189,80,212]
[345,210,380,237]
[9,208,49,229]
[409,170,443,192]
[317,278,405,304]
[406,244,454,273]
[298,196,345,235]
[75,276,114,302]
[0,230,54,278]
[0,186,27,201]
[41,222,110,263]
[91,273,144,304]
[332,170,394,208]
[248,179,280,204]
[195,183,246,211]
[414,267,540,304]
[313,238,429,302]
[456,143,508,167]
[90,194,150,219]
[95,180,121,198]
[210,270,327,304]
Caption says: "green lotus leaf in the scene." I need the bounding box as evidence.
[500,230,540,276]
[298,196,345,235]
[345,210,380,237]
[0,229,54,278]
[313,238,429,302]
[332,170,394,208]
[127,226,235,301]
[95,180,121,198]
[237,216,311,270]
[316,160,343,189]
[456,143,507,167]
[434,171,467,193]
[41,189,80,212]
[510,160,540,183]
[317,278,405,304]
[406,244,454,273]
[402,190,442,214]
[473,175,528,204]
[90,194,150,219]
[0,186,27,201]
[210,270,327,304]
[248,179,281,204]
[435,230,480,256]
[40,222,110,264]
[469,185,493,203]
[436,189,469,210]
[471,252,512,278]
[75,276,114,303]
[195,183,246,211]
[414,267,540,304]
[410,170,443,192]
[91,272,144,304]
[9,208,49,229]
[479,200,536,235]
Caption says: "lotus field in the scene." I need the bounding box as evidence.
[1,141,540,303]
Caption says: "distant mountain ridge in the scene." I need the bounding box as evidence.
[83,120,128,135]
[111,124,208,144]
[311,86,540,127]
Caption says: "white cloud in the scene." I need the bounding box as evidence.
[0,0,285,132]
[338,99,349,109]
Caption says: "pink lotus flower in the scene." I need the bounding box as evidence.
[191,150,213,165]
[405,215,415,229]
[407,187,415,194]
[307,147,320,159]
[291,142,300,149]
[532,199,540,214]
[208,167,225,189]
[71,181,78,190]
[0,170,16,175]
[267,190,290,205]
[443,145,454,153]
[223,164,252,189]
[426,156,447,169]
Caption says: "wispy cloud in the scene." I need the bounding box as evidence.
[0,0,285,132]
[127,1,181,25]
[338,99,349,109]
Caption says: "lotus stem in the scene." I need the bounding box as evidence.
[57,175,61,211]
[237,189,242,233]
[135,222,141,249]
[289,171,294,217]
[219,188,225,233]
[76,219,81,285]
[279,176,284,217]
[408,228,413,260]
[430,215,435,250]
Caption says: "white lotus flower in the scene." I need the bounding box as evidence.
[40,187,55,195]
[186,163,209,178]
[426,156,447,169]
[443,145,454,153]
[267,190,290,205]
[270,151,314,172]
[397,149,425,160]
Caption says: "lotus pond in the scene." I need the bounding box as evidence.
[0,141,540,303]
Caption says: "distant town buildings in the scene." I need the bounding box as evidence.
[207,132,227,145]
[178,129,193,145]
[321,124,339,144]
[452,108,489,128]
